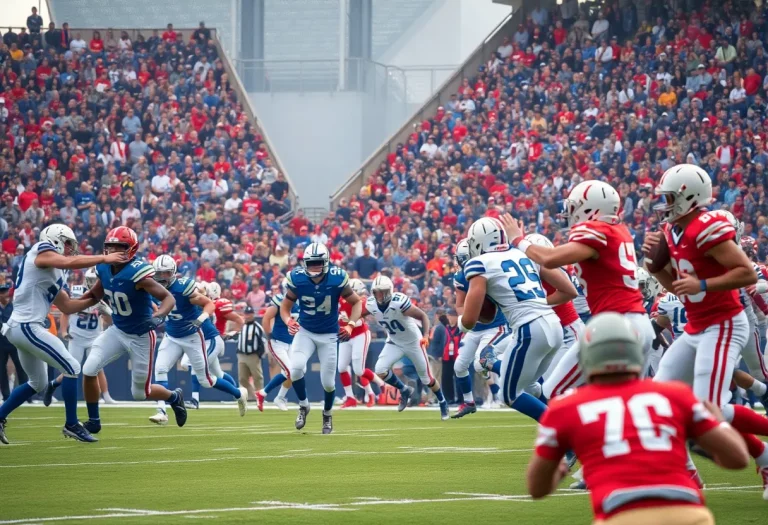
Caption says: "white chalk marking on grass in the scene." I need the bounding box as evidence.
[351,497,383,501]
[97,447,123,450]
[97,509,154,515]
[285,449,312,453]
[704,483,731,487]
[47,446,77,450]
[212,448,239,452]
[144,447,174,451]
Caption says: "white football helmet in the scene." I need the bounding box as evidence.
[467,218,508,258]
[196,281,209,296]
[84,267,99,289]
[371,275,394,306]
[563,181,620,227]
[720,210,744,243]
[525,233,554,248]
[302,242,330,277]
[207,281,222,300]
[348,278,367,297]
[454,239,470,268]
[654,163,713,223]
[635,267,661,300]
[152,254,177,288]
[39,224,78,255]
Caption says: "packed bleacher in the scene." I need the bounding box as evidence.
[2,0,768,324]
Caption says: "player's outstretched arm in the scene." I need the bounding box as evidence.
[137,278,175,317]
[225,311,244,333]
[526,455,569,499]
[694,400,750,470]
[35,250,128,270]
[341,286,362,323]
[539,267,577,306]
[53,289,99,315]
[460,276,486,332]
[499,214,596,269]
[190,292,216,316]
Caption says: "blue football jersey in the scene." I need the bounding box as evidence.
[201,317,220,340]
[286,266,349,334]
[269,293,299,344]
[96,259,155,335]
[165,277,207,339]
[454,269,506,330]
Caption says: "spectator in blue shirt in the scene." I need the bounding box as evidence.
[74,182,96,221]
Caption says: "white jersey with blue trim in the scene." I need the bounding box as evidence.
[365,294,422,346]
[463,247,552,328]
[10,242,66,324]
[68,284,103,342]
[656,292,686,337]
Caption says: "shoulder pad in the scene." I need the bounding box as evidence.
[179,277,196,297]
[129,260,155,283]
[271,294,284,308]
[393,293,412,312]
[36,242,57,254]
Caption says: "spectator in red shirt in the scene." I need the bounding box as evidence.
[18,181,39,212]
[744,67,761,96]
[230,275,248,300]
[196,260,216,282]
[288,209,309,234]
[162,23,177,43]
[365,200,385,227]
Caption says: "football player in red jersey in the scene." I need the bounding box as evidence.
[338,279,380,408]
[527,313,749,524]
[502,181,656,399]
[644,164,768,498]
[207,282,244,338]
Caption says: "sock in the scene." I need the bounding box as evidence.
[364,384,375,398]
[51,377,63,390]
[0,383,37,419]
[433,387,446,404]
[155,381,169,411]
[750,381,768,396]
[491,361,501,375]
[324,389,334,412]
[191,375,201,401]
[87,401,100,422]
[166,390,180,404]
[213,377,241,398]
[222,373,237,387]
[490,383,500,397]
[510,392,547,421]
[277,385,289,399]
[455,373,473,403]
[359,375,370,387]
[384,370,405,392]
[339,371,353,397]
[61,377,79,426]
[731,404,768,435]
[263,373,287,395]
[361,368,376,383]
[740,431,768,463]
[292,377,307,402]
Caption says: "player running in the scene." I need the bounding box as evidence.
[528,312,749,524]
[461,218,571,424]
[0,225,125,444]
[281,242,363,434]
[364,275,449,420]
[338,279,379,408]
[43,268,116,406]
[257,283,297,411]
[148,255,247,425]
[644,164,768,498]
[502,182,656,399]
[452,239,508,418]
[80,227,187,434]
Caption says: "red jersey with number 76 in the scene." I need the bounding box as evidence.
[663,210,742,334]
[535,379,718,520]
[568,220,645,315]
[214,298,234,334]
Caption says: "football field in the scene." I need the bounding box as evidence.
[1,404,766,524]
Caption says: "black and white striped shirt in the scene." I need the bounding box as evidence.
[237,320,266,355]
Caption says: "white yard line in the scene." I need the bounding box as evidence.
[211,448,239,452]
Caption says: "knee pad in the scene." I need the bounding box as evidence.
[131,383,148,401]
[291,368,305,381]
[323,385,335,393]
[525,382,542,399]
[81,359,99,378]
[155,371,169,383]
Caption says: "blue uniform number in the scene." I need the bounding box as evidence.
[501,258,545,301]
[380,319,405,335]
[45,277,64,303]
[301,295,332,316]
[76,313,99,330]
[672,307,687,333]
[167,304,184,321]
[15,255,27,288]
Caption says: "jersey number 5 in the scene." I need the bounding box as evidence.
[577,393,675,458]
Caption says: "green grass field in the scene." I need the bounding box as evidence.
[0,404,766,524]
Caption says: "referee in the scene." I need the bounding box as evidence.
[237,306,267,400]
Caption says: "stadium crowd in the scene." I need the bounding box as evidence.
[1,0,767,327]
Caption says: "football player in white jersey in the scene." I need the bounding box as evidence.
[460,218,565,423]
[364,275,449,420]
[0,225,127,444]
[43,268,116,406]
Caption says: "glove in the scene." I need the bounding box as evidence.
[96,301,113,316]
[61,331,71,342]
[338,323,353,341]
[287,319,300,335]
[222,331,238,341]
[149,316,165,330]
[419,336,429,349]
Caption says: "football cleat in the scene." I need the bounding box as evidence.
[451,402,477,419]
[169,388,188,427]
[477,345,498,373]
[340,396,357,409]
[398,386,414,412]
[688,469,704,489]
[83,419,101,434]
[759,465,768,501]
[569,479,587,490]
[295,405,310,430]
[322,413,333,434]
[566,451,579,471]
[237,387,248,417]
[365,394,375,408]
[0,418,8,445]
[255,390,265,412]
[102,393,118,404]
[43,381,59,407]
[63,422,98,443]
[185,398,200,410]
[273,397,288,411]
[149,409,168,425]
[439,400,449,421]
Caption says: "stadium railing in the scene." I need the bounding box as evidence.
[59,26,299,211]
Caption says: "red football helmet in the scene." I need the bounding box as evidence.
[104,226,139,260]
